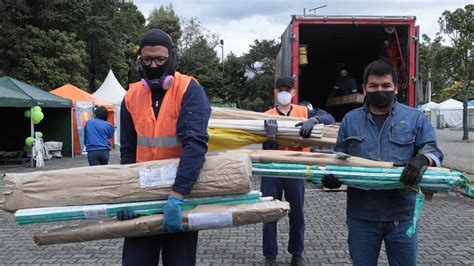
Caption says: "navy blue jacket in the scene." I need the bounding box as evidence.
[334,101,443,222]
[84,118,114,151]
[120,79,211,195]
[308,108,336,125]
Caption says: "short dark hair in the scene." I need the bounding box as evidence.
[94,106,108,121]
[362,59,398,85]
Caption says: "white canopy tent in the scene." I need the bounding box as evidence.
[93,70,126,147]
[431,99,463,128]
[419,101,439,111]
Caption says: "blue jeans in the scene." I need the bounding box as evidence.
[87,150,110,166]
[261,176,305,258]
[346,216,418,266]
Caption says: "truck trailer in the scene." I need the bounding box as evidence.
[275,15,419,120]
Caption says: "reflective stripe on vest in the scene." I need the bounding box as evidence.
[137,136,181,147]
[125,72,193,162]
[265,104,310,152]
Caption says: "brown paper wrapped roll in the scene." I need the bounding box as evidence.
[1,153,252,212]
[33,200,290,246]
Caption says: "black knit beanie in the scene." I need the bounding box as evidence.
[139,29,173,53]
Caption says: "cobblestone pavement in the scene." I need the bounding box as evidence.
[1,132,473,265]
[436,129,474,174]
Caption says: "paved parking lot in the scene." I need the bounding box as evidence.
[0,129,472,265]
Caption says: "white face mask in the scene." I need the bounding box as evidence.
[277,91,293,106]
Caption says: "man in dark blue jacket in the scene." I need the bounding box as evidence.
[84,106,114,166]
[119,28,211,266]
[322,59,443,266]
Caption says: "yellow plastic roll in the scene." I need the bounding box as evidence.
[299,46,308,65]
[208,128,265,151]
[208,128,303,151]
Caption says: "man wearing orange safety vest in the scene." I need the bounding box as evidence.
[262,76,335,266]
[118,28,211,265]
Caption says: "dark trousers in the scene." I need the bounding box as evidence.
[87,150,110,166]
[261,176,305,258]
[347,216,418,266]
[122,231,198,266]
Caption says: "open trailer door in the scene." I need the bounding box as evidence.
[276,23,293,78]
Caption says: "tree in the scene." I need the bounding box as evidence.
[220,52,248,107]
[176,18,223,100]
[147,4,181,43]
[0,0,146,91]
[1,25,87,90]
[179,18,220,53]
[438,4,473,140]
[419,35,453,102]
[240,39,280,111]
[113,3,146,85]
[179,36,224,98]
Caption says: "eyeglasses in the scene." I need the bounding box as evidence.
[138,55,168,66]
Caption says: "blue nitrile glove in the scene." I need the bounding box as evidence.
[117,207,140,221]
[163,195,184,232]
[295,117,318,138]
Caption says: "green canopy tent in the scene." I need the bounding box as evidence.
[0,76,73,158]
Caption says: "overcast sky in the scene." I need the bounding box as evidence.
[134,0,470,57]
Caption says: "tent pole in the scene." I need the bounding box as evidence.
[30,107,34,167]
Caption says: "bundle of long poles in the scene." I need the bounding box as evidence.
[252,163,473,196]
[15,191,263,225]
[209,119,338,146]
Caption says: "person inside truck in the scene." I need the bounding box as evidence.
[261,76,335,266]
[321,59,443,266]
[299,100,314,111]
[331,64,358,96]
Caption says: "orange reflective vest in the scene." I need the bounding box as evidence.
[265,104,310,152]
[124,72,193,162]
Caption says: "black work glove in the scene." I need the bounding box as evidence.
[321,174,342,189]
[117,207,140,221]
[398,154,430,187]
[262,139,279,150]
[264,119,278,139]
[295,117,318,138]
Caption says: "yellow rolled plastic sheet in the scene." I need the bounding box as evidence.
[208,128,303,151]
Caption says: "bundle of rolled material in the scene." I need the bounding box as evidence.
[208,119,338,151]
[252,163,473,197]
[1,153,252,213]
[33,200,290,246]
